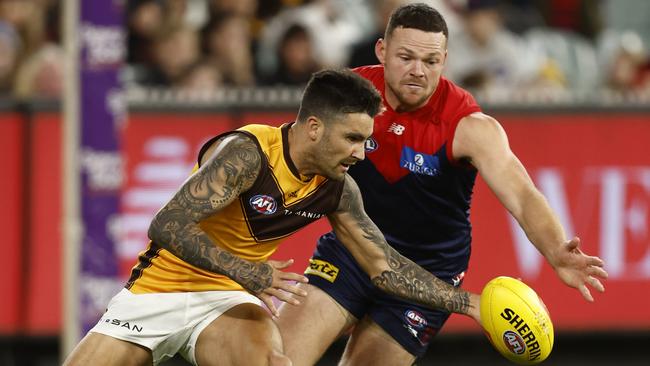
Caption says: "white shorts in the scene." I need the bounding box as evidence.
[89,288,262,365]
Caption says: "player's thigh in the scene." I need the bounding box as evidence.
[340,316,415,366]
[63,332,152,366]
[276,283,357,366]
[194,302,289,366]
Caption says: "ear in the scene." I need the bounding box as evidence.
[306,116,323,141]
[375,38,386,64]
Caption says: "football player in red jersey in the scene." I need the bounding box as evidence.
[277,4,608,366]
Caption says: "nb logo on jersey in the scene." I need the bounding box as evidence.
[452,271,465,287]
[249,194,277,215]
[387,123,405,135]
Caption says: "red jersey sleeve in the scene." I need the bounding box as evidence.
[438,77,482,164]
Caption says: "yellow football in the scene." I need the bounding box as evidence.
[480,276,554,365]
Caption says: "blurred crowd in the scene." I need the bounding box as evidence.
[0,0,61,100]
[1,0,650,100]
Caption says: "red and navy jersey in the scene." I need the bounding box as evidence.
[351,65,482,276]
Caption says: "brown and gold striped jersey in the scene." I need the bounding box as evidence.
[126,123,344,293]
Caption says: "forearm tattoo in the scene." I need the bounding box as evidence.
[148,134,272,294]
[338,176,471,314]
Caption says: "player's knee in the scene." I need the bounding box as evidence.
[268,350,292,366]
[240,325,289,366]
[251,336,290,366]
[243,348,291,366]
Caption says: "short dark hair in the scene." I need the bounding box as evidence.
[385,3,449,40]
[297,69,382,124]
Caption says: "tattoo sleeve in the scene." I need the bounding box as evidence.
[335,175,471,315]
[147,133,272,294]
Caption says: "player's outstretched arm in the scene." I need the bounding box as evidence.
[147,133,307,315]
[328,175,481,322]
[453,112,608,302]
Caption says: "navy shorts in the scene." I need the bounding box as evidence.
[305,232,465,357]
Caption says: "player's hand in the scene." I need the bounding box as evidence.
[254,259,308,317]
[550,237,608,302]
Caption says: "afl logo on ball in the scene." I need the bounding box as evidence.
[503,330,526,355]
[364,137,378,153]
[249,195,277,215]
[404,310,427,329]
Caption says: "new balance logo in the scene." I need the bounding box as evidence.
[452,271,465,287]
[387,123,405,135]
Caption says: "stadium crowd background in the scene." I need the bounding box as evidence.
[0,0,650,101]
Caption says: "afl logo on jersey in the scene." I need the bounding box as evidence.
[249,195,277,215]
[404,309,427,329]
[364,136,378,153]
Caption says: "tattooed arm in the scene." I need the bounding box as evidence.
[147,133,307,315]
[328,175,481,321]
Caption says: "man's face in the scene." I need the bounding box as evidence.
[315,112,374,181]
[376,27,447,111]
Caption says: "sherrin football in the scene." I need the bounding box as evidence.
[480,276,554,365]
